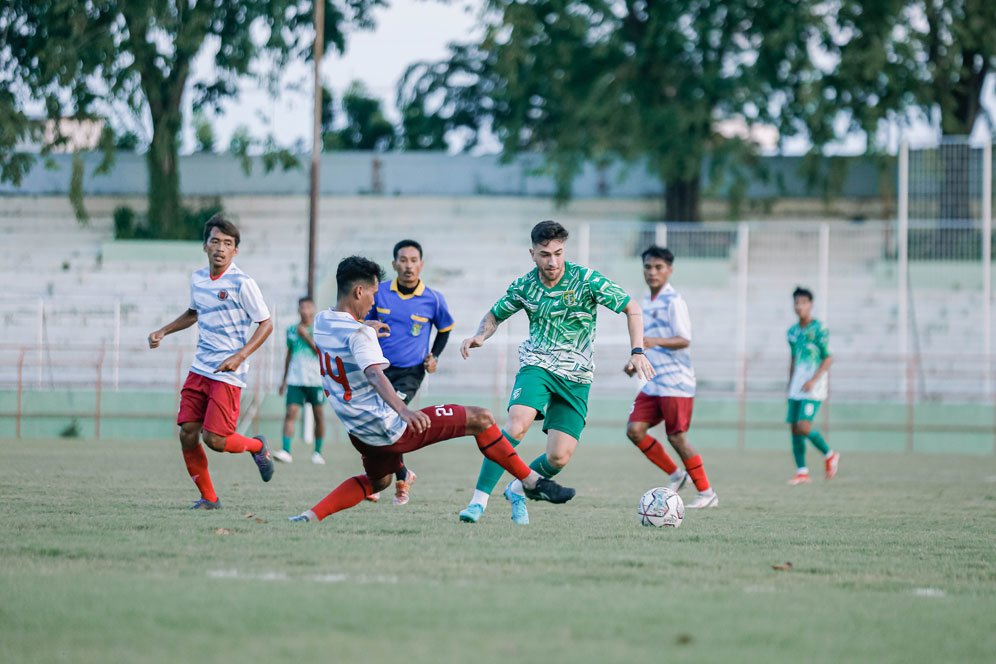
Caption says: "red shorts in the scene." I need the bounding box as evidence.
[176,371,242,436]
[628,393,693,434]
[350,404,468,478]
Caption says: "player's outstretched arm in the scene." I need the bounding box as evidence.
[215,318,274,374]
[364,363,431,433]
[148,309,198,349]
[460,311,500,359]
[622,300,655,380]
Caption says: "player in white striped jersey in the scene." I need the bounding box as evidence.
[624,246,718,509]
[289,256,576,524]
[148,216,275,510]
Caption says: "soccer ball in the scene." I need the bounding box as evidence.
[638,487,684,528]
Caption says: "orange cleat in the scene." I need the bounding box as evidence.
[365,492,381,503]
[393,470,417,506]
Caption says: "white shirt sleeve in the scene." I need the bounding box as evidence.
[238,277,271,322]
[349,324,390,372]
[671,297,692,341]
[188,273,197,311]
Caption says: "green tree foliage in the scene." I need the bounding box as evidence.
[0,0,383,236]
[399,0,821,220]
[192,112,216,154]
[323,82,396,151]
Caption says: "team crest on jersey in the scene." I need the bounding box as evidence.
[562,290,578,306]
[410,321,423,336]
[217,290,229,300]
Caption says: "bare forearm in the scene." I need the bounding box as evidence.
[160,309,198,336]
[365,366,410,415]
[298,324,320,353]
[476,311,500,341]
[811,357,833,381]
[645,336,689,350]
[281,350,291,383]
[236,319,273,361]
[624,301,644,350]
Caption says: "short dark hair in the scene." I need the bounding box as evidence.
[393,239,423,260]
[641,245,674,265]
[531,220,569,246]
[203,214,240,247]
[336,256,385,298]
[793,287,814,301]
[298,296,314,305]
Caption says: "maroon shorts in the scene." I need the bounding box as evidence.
[350,404,468,478]
[176,371,242,436]
[628,393,694,434]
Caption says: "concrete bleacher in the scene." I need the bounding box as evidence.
[0,196,992,404]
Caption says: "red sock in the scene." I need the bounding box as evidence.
[475,424,532,481]
[222,432,263,454]
[635,435,678,474]
[182,445,218,502]
[311,475,374,521]
[684,454,711,492]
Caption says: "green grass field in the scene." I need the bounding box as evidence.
[2,437,995,663]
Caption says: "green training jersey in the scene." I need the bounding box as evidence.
[787,319,830,401]
[490,262,630,384]
[286,324,322,387]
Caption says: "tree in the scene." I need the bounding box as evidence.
[0,0,383,236]
[323,81,396,151]
[818,0,996,222]
[399,0,820,220]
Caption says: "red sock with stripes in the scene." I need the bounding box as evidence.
[635,435,679,475]
[222,432,263,454]
[475,424,532,481]
[311,475,375,521]
[684,454,711,492]
[182,445,218,502]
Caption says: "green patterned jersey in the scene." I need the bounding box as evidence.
[286,324,322,387]
[491,262,631,384]
[787,319,831,401]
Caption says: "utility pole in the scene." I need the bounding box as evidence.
[307,0,325,298]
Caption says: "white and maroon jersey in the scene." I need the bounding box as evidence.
[188,263,270,388]
[313,309,406,446]
[641,284,696,398]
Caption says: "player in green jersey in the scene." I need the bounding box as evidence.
[786,287,839,485]
[275,297,327,465]
[457,220,655,524]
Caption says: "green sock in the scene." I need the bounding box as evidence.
[314,438,323,454]
[808,431,830,455]
[529,453,561,478]
[282,436,292,453]
[792,435,807,470]
[474,429,520,494]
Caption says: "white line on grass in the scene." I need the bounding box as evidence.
[208,569,398,584]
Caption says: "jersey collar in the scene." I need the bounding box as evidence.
[390,278,425,300]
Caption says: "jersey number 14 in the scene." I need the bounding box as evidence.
[321,353,352,402]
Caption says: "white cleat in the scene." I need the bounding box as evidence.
[686,492,719,509]
[667,471,689,493]
[272,450,293,463]
[311,452,326,465]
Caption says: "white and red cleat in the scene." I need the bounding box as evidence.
[365,492,381,503]
[825,451,840,480]
[393,470,417,506]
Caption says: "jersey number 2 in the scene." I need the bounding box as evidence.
[321,353,352,402]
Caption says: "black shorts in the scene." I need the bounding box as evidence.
[384,364,426,405]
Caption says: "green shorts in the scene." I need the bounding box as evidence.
[508,365,590,441]
[786,399,821,423]
[286,385,325,407]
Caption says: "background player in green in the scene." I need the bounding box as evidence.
[275,296,327,465]
[786,287,840,485]
[458,220,655,524]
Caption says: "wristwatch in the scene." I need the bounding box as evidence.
[631,347,644,355]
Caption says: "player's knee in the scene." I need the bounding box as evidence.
[626,424,646,444]
[201,431,225,451]
[465,407,496,434]
[370,475,392,493]
[547,448,573,468]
